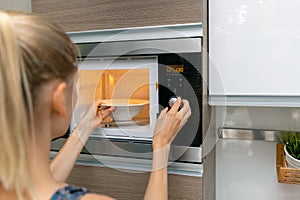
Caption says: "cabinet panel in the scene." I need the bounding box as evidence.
[67,164,202,200]
[209,0,300,107]
[32,0,202,32]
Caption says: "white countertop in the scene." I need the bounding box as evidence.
[216,139,300,200]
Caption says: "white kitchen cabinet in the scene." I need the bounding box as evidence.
[209,0,300,107]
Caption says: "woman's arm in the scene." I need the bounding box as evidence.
[144,97,191,200]
[144,146,170,200]
[50,101,114,182]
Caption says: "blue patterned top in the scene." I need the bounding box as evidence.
[50,185,91,200]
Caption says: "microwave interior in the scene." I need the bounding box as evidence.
[72,56,158,139]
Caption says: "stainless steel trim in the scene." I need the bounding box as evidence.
[49,151,203,177]
[209,95,300,107]
[68,23,203,44]
[51,138,202,163]
[220,128,282,142]
[76,38,202,57]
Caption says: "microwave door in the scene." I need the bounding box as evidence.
[71,56,159,140]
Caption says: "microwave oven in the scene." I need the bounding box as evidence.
[51,27,203,166]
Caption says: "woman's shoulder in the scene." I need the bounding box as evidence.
[51,185,114,200]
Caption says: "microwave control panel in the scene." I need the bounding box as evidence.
[158,53,202,146]
[158,53,202,109]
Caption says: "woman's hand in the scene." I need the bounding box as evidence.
[50,100,114,182]
[79,100,115,130]
[152,97,191,151]
[144,97,191,200]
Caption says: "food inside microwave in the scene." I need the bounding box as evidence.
[78,69,150,125]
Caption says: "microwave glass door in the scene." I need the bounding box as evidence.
[71,56,158,140]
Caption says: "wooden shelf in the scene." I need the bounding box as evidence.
[276,143,300,185]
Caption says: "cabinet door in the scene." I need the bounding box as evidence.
[67,164,202,200]
[32,0,202,32]
[209,0,300,107]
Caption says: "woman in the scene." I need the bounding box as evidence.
[0,10,191,200]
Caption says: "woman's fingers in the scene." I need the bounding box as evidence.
[98,106,115,119]
[152,98,191,150]
[154,107,168,134]
[180,100,191,118]
[89,100,115,126]
[179,99,191,125]
[158,107,168,118]
[168,97,181,114]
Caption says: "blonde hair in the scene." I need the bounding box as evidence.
[0,10,77,199]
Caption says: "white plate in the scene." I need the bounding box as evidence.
[101,99,149,107]
[101,99,149,121]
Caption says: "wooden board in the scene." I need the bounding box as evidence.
[32,0,202,32]
[67,164,202,200]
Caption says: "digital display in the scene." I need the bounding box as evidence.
[166,65,184,73]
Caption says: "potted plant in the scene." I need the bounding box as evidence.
[280,130,300,168]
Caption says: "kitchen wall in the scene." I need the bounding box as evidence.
[0,0,31,12]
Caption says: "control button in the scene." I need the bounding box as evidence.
[168,96,182,111]
[168,97,178,107]
[179,84,183,87]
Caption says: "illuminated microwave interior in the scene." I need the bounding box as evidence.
[72,57,158,139]
[80,69,150,125]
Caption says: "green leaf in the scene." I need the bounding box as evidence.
[280,130,300,160]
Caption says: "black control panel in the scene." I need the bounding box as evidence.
[158,53,202,146]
